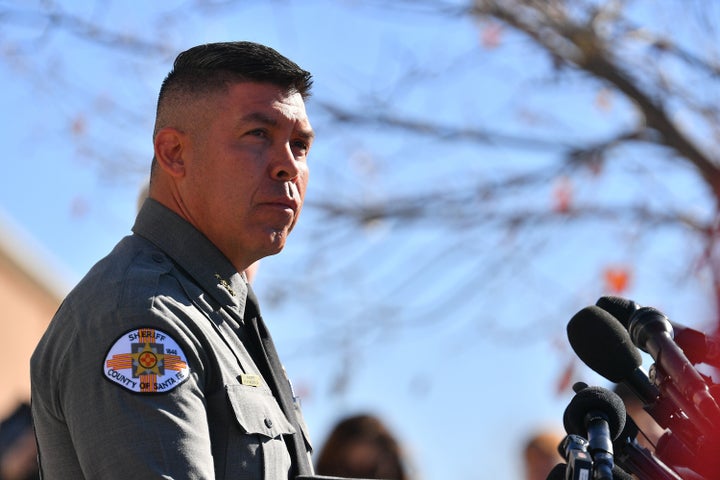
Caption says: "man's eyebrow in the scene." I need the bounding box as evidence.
[239,112,278,126]
[297,127,315,143]
[239,111,315,142]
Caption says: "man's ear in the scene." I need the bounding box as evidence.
[154,127,188,177]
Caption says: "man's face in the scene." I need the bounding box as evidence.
[179,81,314,269]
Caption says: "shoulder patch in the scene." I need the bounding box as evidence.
[104,328,190,393]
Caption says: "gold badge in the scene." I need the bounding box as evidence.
[240,374,261,387]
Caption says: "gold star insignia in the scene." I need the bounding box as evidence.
[214,273,236,296]
[130,342,165,376]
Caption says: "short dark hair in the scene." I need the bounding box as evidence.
[158,41,313,105]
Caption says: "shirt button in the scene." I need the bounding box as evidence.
[152,253,164,263]
[264,418,273,428]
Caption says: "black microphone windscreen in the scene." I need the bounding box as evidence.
[563,385,627,440]
[596,296,639,328]
[611,464,634,480]
[567,306,643,382]
[545,463,566,480]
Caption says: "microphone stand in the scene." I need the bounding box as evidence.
[614,414,708,480]
[614,435,682,480]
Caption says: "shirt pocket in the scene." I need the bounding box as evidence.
[224,384,295,480]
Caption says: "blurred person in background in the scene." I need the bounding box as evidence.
[522,429,564,480]
[315,413,412,480]
[0,402,38,480]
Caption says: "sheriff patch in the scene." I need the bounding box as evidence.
[104,328,189,393]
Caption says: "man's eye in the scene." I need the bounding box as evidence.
[248,129,268,138]
[292,140,310,152]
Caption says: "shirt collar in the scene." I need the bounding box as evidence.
[132,198,248,312]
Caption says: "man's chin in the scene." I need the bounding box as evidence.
[262,230,290,254]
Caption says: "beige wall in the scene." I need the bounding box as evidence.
[0,246,62,419]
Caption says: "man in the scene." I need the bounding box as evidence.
[31,41,315,479]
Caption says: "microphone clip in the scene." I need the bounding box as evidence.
[560,434,593,480]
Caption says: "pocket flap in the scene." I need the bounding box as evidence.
[226,384,295,439]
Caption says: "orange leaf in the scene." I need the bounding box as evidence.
[603,266,631,294]
[556,359,575,395]
[553,177,573,213]
[481,22,503,49]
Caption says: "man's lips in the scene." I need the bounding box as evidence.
[258,198,299,213]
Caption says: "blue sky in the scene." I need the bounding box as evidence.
[2,1,718,479]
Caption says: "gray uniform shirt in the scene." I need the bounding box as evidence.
[30,198,313,479]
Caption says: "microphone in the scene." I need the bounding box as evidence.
[563,385,626,480]
[597,296,720,368]
[610,465,634,480]
[566,307,701,453]
[627,306,720,431]
[568,304,716,476]
[567,306,659,406]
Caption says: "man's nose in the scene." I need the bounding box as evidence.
[270,143,301,181]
